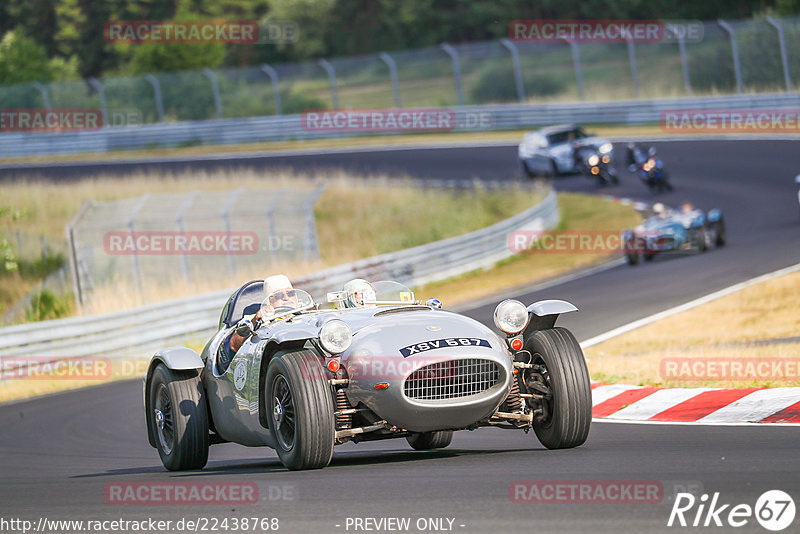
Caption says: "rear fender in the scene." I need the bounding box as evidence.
[143,347,204,447]
[707,209,723,223]
[524,299,578,334]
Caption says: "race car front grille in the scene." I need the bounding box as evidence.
[403,358,501,401]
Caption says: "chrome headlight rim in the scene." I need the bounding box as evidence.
[493,299,530,335]
[319,319,352,354]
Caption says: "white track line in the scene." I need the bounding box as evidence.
[590,384,642,406]
[580,261,800,348]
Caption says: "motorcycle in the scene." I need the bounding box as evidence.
[630,147,673,192]
[574,145,618,186]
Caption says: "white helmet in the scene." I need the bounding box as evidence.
[652,202,666,216]
[342,279,376,308]
[264,274,293,300]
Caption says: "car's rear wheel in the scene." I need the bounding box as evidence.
[148,364,209,471]
[406,431,453,450]
[715,217,727,247]
[525,328,591,449]
[265,349,335,470]
[625,251,639,265]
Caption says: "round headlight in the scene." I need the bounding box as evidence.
[493,299,529,335]
[587,154,600,166]
[599,142,613,154]
[320,320,352,354]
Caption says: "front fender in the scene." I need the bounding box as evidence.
[143,347,204,447]
[525,299,578,333]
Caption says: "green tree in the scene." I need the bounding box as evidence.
[0,31,53,84]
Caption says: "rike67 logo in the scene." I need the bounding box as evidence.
[668,490,795,531]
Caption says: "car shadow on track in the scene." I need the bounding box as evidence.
[69,447,545,478]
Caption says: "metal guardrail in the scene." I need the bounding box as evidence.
[2,93,799,158]
[0,189,558,362]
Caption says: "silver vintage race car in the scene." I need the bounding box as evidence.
[518,124,614,177]
[143,280,591,471]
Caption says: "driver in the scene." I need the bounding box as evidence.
[681,201,694,214]
[342,278,377,308]
[220,275,296,371]
[652,202,668,218]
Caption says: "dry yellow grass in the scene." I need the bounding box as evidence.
[2,169,541,316]
[585,270,800,388]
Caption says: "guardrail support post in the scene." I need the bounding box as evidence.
[559,38,585,100]
[33,82,51,110]
[304,185,326,261]
[87,78,108,126]
[260,64,283,115]
[440,43,465,106]
[202,69,223,119]
[766,17,792,91]
[378,52,402,108]
[317,59,340,109]
[626,37,640,98]
[127,194,151,298]
[145,74,165,122]
[500,39,526,103]
[717,19,743,94]
[675,29,692,95]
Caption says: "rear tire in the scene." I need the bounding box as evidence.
[148,364,209,471]
[526,328,591,449]
[715,218,726,247]
[625,252,639,265]
[406,431,453,450]
[265,349,335,470]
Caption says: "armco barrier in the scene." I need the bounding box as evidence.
[0,189,558,362]
[2,93,800,157]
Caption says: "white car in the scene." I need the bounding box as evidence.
[518,124,614,177]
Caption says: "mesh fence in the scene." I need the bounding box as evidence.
[2,16,800,126]
[66,187,324,304]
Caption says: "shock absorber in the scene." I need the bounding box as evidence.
[335,389,353,429]
[505,377,524,413]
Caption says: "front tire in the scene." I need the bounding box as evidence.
[265,349,335,470]
[525,328,591,449]
[715,217,727,247]
[406,431,453,450]
[148,364,209,471]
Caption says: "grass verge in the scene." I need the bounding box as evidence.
[585,270,800,388]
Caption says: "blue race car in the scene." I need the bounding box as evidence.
[622,202,726,265]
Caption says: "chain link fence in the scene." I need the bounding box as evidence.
[65,187,324,305]
[2,17,799,126]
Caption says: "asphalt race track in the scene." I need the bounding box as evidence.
[1,140,799,533]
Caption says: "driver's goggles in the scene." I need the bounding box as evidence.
[270,290,296,301]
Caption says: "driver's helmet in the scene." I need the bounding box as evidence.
[263,274,297,313]
[648,146,657,157]
[342,278,377,308]
[652,202,666,217]
[627,142,635,150]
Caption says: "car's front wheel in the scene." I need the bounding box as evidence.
[265,349,335,470]
[148,364,209,471]
[406,431,453,450]
[525,328,591,449]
